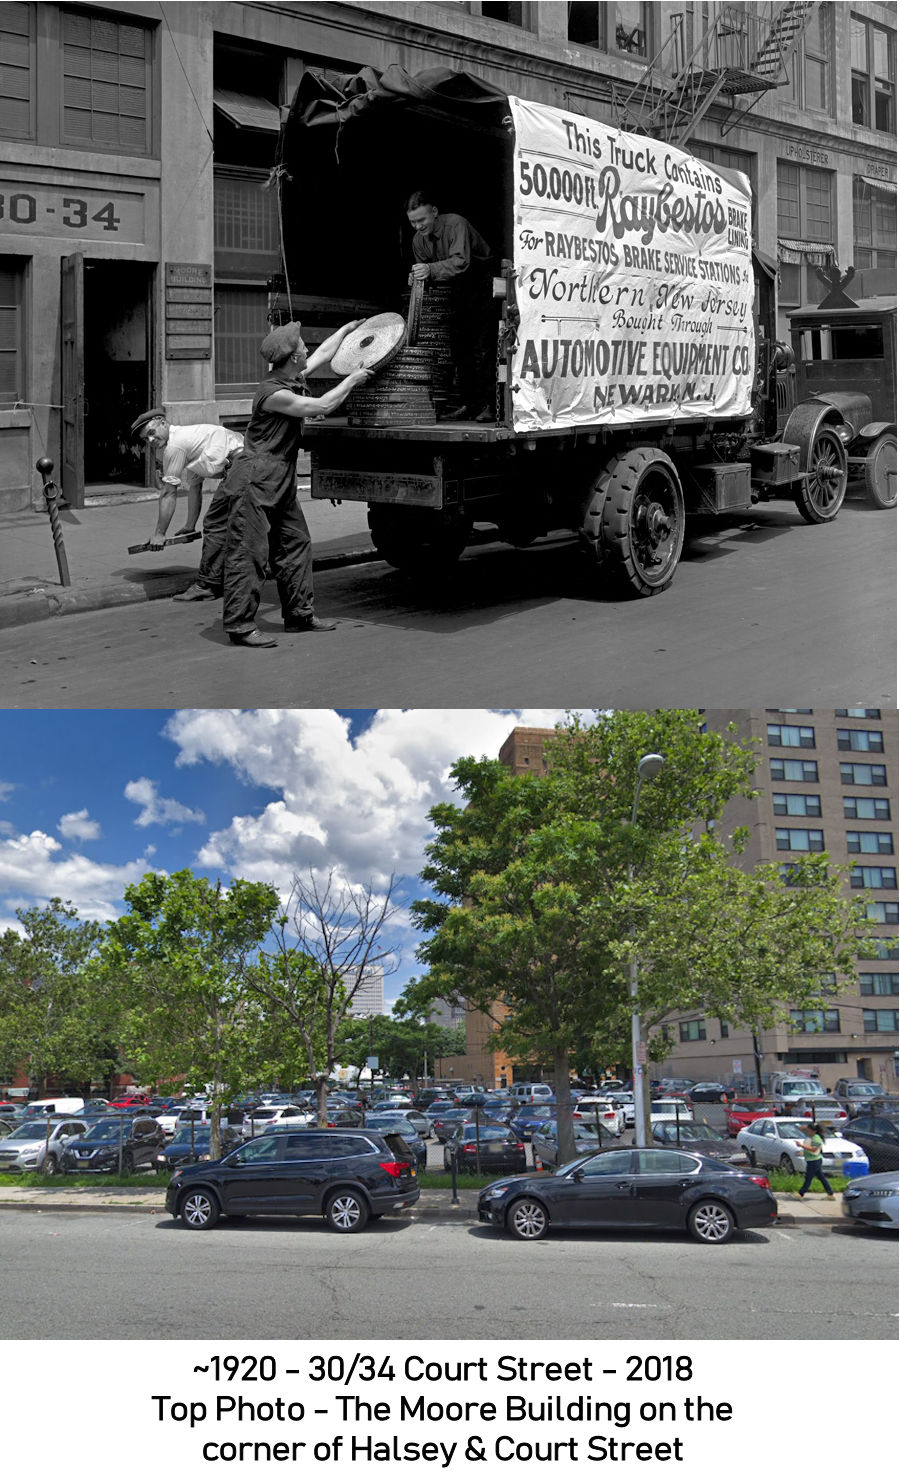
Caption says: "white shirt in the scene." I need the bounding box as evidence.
[160,425,244,488]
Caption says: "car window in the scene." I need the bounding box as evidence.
[235,1136,284,1163]
[577,1150,634,1176]
[636,1150,701,1174]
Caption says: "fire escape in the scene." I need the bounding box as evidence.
[616,2,816,147]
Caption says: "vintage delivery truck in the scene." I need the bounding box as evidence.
[272,65,878,597]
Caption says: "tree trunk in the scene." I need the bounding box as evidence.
[553,1047,576,1163]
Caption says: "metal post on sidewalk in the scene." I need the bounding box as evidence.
[35,459,72,587]
[450,1144,459,1206]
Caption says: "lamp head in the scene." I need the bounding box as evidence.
[637,753,665,781]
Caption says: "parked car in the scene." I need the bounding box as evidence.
[770,1075,827,1113]
[156,1125,242,1171]
[240,1104,316,1138]
[0,1103,27,1128]
[651,1120,744,1163]
[481,1097,516,1121]
[477,1148,777,1244]
[726,1100,779,1136]
[689,1083,736,1103]
[61,1116,164,1173]
[531,1121,617,1170]
[324,1107,365,1129]
[841,1114,899,1173]
[442,1121,526,1174]
[509,1104,561,1143]
[107,1093,151,1108]
[736,1117,867,1175]
[356,1114,427,1170]
[425,1099,458,1119]
[841,1169,899,1231]
[657,1079,696,1094]
[430,1107,471,1142]
[22,1097,86,1117]
[572,1098,624,1135]
[509,1082,554,1103]
[0,1117,90,1174]
[800,1097,849,1125]
[165,1128,421,1231]
[648,1099,695,1124]
[832,1078,886,1115]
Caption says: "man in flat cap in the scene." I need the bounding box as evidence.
[130,409,244,557]
[219,318,371,648]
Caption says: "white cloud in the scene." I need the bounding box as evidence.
[0,782,14,802]
[58,808,101,841]
[167,708,587,891]
[124,776,206,829]
[0,829,158,922]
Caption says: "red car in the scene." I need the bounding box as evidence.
[107,1093,151,1108]
[726,1099,778,1136]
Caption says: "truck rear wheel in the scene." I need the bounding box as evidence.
[368,506,470,572]
[793,425,847,524]
[584,448,685,597]
[863,432,897,509]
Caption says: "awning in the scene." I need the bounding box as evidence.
[778,238,836,265]
[213,89,282,133]
[859,175,897,195]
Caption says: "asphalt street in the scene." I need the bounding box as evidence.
[1,498,894,708]
[1,1205,894,1341]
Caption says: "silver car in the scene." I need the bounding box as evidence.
[240,1104,316,1138]
[0,1117,89,1174]
[737,1117,866,1174]
[842,1169,899,1230]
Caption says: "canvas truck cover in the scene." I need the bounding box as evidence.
[508,97,754,434]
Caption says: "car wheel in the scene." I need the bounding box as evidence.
[179,1190,220,1230]
[688,1199,734,1244]
[324,1189,369,1233]
[43,1153,59,1175]
[507,1198,549,1240]
[780,1153,795,1173]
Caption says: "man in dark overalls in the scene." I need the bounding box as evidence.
[220,320,371,648]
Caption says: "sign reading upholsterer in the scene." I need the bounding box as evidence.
[508,99,755,433]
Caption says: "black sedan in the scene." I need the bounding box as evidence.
[688,1083,736,1103]
[651,1120,744,1162]
[156,1125,242,1172]
[430,1107,471,1142]
[477,1147,777,1244]
[841,1114,899,1173]
[442,1122,526,1174]
[61,1116,164,1173]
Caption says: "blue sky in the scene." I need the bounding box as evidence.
[0,709,582,1006]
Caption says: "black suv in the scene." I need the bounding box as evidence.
[165,1128,421,1232]
[61,1115,164,1173]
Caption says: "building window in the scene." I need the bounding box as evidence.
[866,901,899,925]
[787,1,834,114]
[770,758,819,782]
[767,724,816,748]
[837,729,884,753]
[773,794,821,817]
[566,2,651,55]
[679,1019,706,1042]
[214,285,270,392]
[691,141,757,235]
[61,7,153,154]
[862,939,899,961]
[0,259,26,407]
[777,162,835,308]
[850,866,898,890]
[719,1021,730,1039]
[844,796,891,821]
[836,708,882,719]
[767,708,813,713]
[780,860,829,887]
[213,168,280,394]
[0,2,34,140]
[846,831,894,855]
[776,828,825,852]
[841,762,888,787]
[851,12,895,133]
[853,177,897,281]
[863,1009,899,1033]
[790,1008,840,1033]
[860,973,899,996]
[479,2,526,25]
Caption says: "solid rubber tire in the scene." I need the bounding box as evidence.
[863,432,897,509]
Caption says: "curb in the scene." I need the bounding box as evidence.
[0,547,382,631]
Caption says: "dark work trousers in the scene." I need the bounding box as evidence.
[193,480,230,595]
[222,455,314,635]
[799,1157,833,1195]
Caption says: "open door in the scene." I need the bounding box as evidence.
[61,252,85,507]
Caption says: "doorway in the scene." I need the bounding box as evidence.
[82,260,153,492]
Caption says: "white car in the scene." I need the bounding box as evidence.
[240,1104,316,1138]
[573,1098,625,1135]
[736,1117,867,1174]
[648,1098,695,1125]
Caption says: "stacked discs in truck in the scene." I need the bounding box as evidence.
[403,283,455,418]
[334,313,433,427]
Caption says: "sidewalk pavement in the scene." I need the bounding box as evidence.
[0,482,377,630]
[0,1183,845,1227]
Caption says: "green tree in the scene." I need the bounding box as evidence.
[415,711,869,1161]
[0,900,111,1092]
[101,869,281,1158]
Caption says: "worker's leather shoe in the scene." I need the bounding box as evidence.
[174,583,218,602]
[228,629,277,648]
[284,615,337,633]
[474,406,494,423]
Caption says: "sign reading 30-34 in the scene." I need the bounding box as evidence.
[0,182,146,242]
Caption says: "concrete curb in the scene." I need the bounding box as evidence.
[0,547,382,631]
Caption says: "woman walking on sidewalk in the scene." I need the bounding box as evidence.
[797,1122,835,1198]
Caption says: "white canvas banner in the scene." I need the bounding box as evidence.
[508,98,755,433]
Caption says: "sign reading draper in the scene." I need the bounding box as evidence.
[508,98,755,433]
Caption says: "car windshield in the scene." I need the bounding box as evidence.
[776,1122,809,1139]
[80,1120,130,1142]
[6,1120,53,1140]
[367,1116,416,1133]
[461,1124,510,1139]
[673,1124,724,1142]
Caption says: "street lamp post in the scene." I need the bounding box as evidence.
[629,753,665,1148]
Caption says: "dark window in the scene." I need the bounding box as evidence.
[773,793,821,817]
[777,162,835,307]
[850,866,898,889]
[846,831,894,854]
[568,1,602,47]
[859,973,899,996]
[844,796,891,821]
[771,758,819,782]
[837,729,885,752]
[863,1009,899,1033]
[679,1019,706,1042]
[853,178,896,278]
[787,1,834,114]
[0,259,26,406]
[61,7,153,154]
[867,901,899,925]
[790,1008,840,1032]
[767,724,816,748]
[851,13,895,132]
[841,762,888,787]
[836,708,882,718]
[0,2,34,139]
[719,1021,730,1038]
[480,3,525,24]
[776,828,825,852]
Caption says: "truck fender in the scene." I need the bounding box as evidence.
[782,400,848,467]
[855,421,896,442]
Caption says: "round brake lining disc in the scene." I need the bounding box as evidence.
[331,313,407,374]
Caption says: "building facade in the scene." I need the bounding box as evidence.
[1,2,894,512]
[347,964,385,1018]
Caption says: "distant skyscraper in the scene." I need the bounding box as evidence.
[348,965,385,1019]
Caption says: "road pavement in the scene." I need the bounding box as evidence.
[1,493,894,707]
